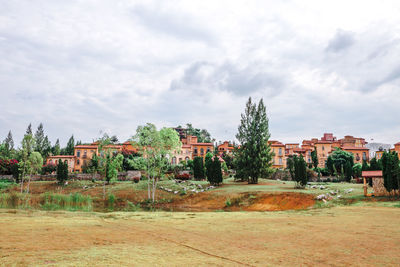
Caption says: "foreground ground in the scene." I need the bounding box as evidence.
[1,206,400,266]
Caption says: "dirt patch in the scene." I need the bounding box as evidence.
[158,191,315,212]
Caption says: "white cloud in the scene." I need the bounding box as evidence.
[0,0,399,147]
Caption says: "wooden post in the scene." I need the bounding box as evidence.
[363,177,367,196]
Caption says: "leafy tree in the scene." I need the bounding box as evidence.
[184,123,214,143]
[133,123,180,203]
[186,159,194,170]
[105,153,124,183]
[34,123,45,155]
[65,135,75,155]
[352,163,362,178]
[204,152,213,180]
[206,155,223,185]
[293,155,308,188]
[369,157,382,170]
[19,130,36,192]
[311,148,318,169]
[2,130,14,158]
[362,159,370,171]
[26,123,32,135]
[381,151,399,195]
[286,156,295,180]
[123,156,147,171]
[344,160,352,182]
[26,152,43,193]
[52,139,61,155]
[42,136,52,158]
[56,159,68,185]
[326,157,334,175]
[327,148,354,178]
[222,153,234,169]
[235,97,273,184]
[193,156,205,179]
[110,135,119,144]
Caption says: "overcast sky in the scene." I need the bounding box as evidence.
[1,0,400,147]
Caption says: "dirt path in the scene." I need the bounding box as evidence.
[1,206,400,266]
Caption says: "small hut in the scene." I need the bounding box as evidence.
[362,170,387,196]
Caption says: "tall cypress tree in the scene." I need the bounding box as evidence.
[42,136,52,158]
[3,130,14,157]
[311,148,318,169]
[34,123,45,155]
[65,135,75,155]
[236,97,273,184]
[26,123,32,135]
[53,139,61,155]
[193,156,205,179]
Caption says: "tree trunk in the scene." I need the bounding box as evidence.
[147,175,151,200]
[26,173,32,194]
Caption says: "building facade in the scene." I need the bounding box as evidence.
[46,155,76,173]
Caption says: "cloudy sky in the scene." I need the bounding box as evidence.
[1,0,400,147]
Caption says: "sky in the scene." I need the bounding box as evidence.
[1,0,400,147]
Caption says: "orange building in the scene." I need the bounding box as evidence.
[342,147,369,164]
[181,135,214,160]
[171,144,192,164]
[217,141,234,156]
[390,142,400,159]
[73,141,138,172]
[314,141,333,168]
[46,155,76,173]
[270,141,286,168]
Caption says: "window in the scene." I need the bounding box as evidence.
[362,152,367,160]
[172,157,177,164]
[308,157,311,163]
[77,151,81,157]
[194,147,198,154]
[185,157,189,161]
[200,148,204,155]
[279,158,282,165]
[77,159,80,165]
[279,148,282,156]
[322,146,325,151]
[206,147,210,153]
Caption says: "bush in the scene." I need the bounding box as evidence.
[193,157,205,179]
[175,172,191,180]
[41,163,57,175]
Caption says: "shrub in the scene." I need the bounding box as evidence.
[108,194,116,210]
[193,157,205,179]
[41,163,57,175]
[175,172,191,180]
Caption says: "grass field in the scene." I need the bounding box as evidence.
[1,206,400,266]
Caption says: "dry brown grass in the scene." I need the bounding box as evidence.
[1,206,399,266]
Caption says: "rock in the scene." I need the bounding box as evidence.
[311,185,317,189]
[320,185,325,190]
[316,194,326,200]
[337,195,342,199]
[322,199,327,203]
[174,191,179,194]
[330,191,336,195]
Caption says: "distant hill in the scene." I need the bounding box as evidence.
[366,143,392,158]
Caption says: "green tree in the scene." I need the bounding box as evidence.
[133,123,180,202]
[19,130,36,192]
[26,123,32,135]
[204,152,213,181]
[235,97,273,184]
[42,136,52,158]
[105,153,124,183]
[311,148,318,169]
[286,156,295,180]
[352,163,362,178]
[293,155,308,188]
[381,151,399,195]
[56,159,68,185]
[184,123,214,143]
[26,152,43,193]
[34,123,45,155]
[52,139,61,155]
[65,135,75,155]
[327,148,354,178]
[2,130,14,158]
[369,157,382,170]
[344,160,352,182]
[193,156,205,179]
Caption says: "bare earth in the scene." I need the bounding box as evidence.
[1,206,400,266]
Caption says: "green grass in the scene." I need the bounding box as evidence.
[0,192,31,209]
[0,180,15,191]
[41,192,92,211]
